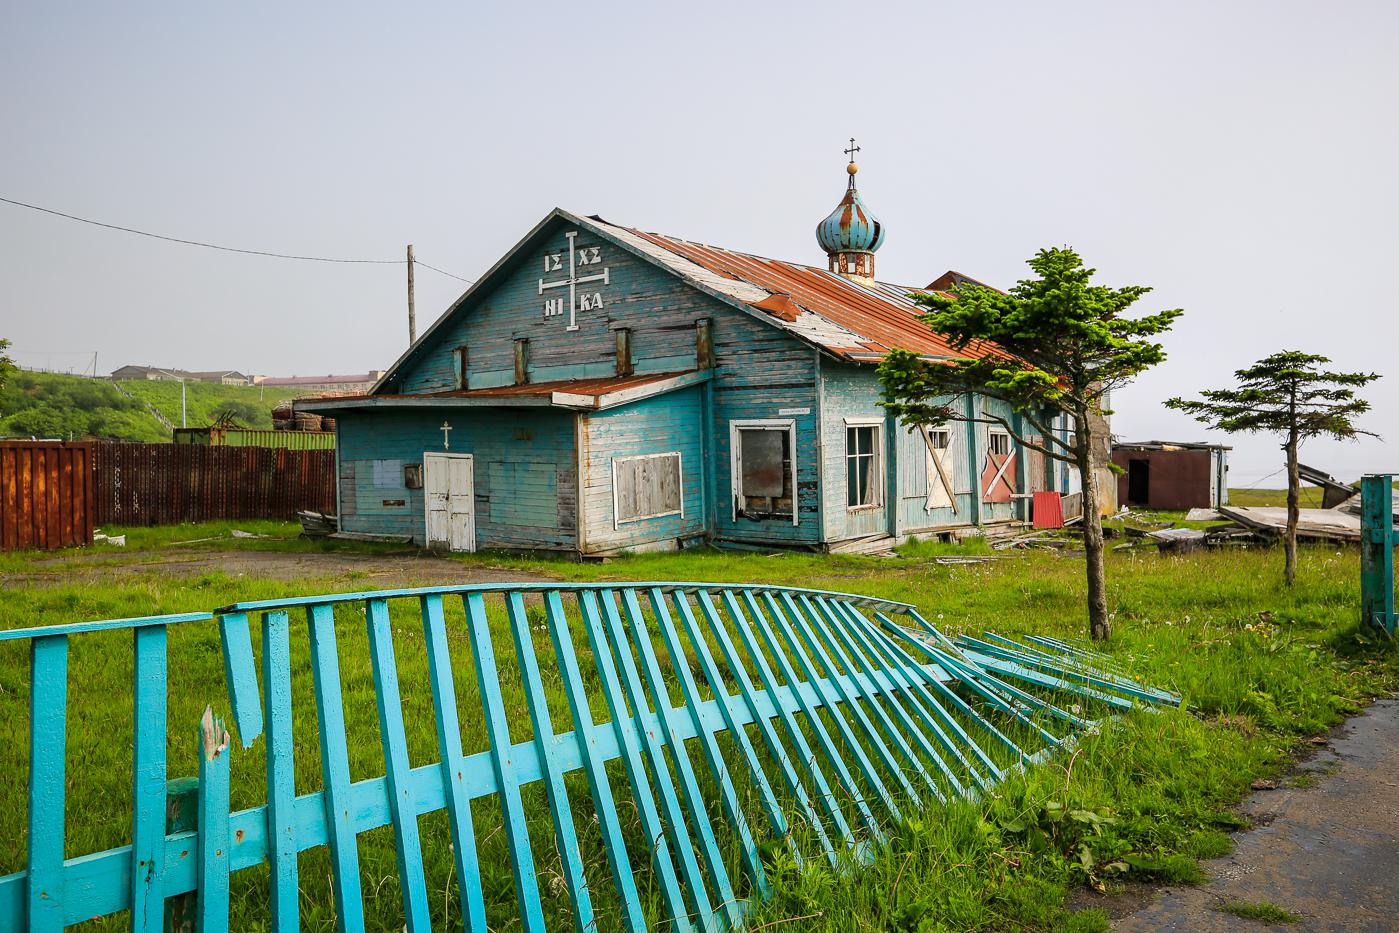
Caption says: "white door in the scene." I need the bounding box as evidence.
[424,453,475,552]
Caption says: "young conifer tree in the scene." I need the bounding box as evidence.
[1167,351,1379,585]
[880,248,1181,641]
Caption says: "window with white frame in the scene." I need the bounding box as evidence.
[732,421,796,522]
[988,430,1011,457]
[845,421,882,508]
[613,452,682,525]
[928,428,951,450]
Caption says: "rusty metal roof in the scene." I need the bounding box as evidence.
[588,216,999,363]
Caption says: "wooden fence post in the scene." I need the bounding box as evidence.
[164,777,199,933]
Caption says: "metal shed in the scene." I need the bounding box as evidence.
[1112,440,1230,510]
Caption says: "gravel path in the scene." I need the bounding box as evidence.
[1114,698,1399,932]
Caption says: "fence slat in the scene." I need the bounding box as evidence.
[578,591,693,932]
[219,613,264,745]
[462,592,546,933]
[653,589,769,899]
[503,592,595,931]
[196,711,231,933]
[546,592,647,933]
[620,588,742,930]
[799,595,935,800]
[723,590,855,854]
[748,590,884,844]
[26,635,69,933]
[773,592,907,822]
[307,603,366,933]
[822,600,965,797]
[419,594,489,933]
[598,589,716,925]
[365,598,433,933]
[261,610,299,933]
[132,625,170,932]
[672,591,791,853]
[699,590,831,867]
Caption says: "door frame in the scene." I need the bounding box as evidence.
[423,451,476,552]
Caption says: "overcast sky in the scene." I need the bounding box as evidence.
[3,1,1394,485]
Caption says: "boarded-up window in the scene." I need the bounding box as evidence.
[733,424,794,521]
[924,427,958,512]
[613,452,682,525]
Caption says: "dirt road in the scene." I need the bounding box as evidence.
[7,545,553,589]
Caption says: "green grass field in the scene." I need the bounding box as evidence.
[117,378,303,430]
[0,370,305,441]
[0,520,1394,932]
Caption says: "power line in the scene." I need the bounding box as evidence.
[0,194,473,282]
[415,259,473,284]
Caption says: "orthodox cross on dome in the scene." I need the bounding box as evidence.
[539,230,610,331]
[844,137,860,162]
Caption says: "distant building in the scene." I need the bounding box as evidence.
[109,366,251,385]
[256,372,387,394]
[1112,441,1230,510]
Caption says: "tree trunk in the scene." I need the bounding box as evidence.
[1284,433,1299,586]
[1077,418,1111,640]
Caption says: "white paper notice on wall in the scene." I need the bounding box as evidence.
[778,407,811,416]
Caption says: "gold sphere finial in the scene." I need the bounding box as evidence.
[847,161,859,176]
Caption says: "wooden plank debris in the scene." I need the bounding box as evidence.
[1217,506,1362,543]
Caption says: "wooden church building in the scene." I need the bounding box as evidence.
[305,156,1070,555]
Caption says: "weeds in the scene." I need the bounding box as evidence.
[1216,899,1303,923]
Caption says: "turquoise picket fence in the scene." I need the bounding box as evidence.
[1,582,1178,931]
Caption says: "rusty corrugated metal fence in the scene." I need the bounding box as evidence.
[0,441,95,550]
[91,442,335,527]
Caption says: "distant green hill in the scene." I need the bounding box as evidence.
[0,371,304,442]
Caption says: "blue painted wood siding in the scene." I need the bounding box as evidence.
[394,226,720,394]
[580,387,707,553]
[337,408,577,549]
[710,334,822,546]
[817,363,892,542]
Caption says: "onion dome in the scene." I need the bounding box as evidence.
[816,144,884,281]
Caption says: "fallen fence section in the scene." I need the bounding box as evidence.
[0,582,1179,932]
[1361,474,1396,636]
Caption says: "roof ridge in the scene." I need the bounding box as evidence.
[626,224,927,294]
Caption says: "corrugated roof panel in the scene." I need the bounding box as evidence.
[588,217,1001,363]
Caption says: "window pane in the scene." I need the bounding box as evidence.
[847,455,859,506]
[740,429,785,497]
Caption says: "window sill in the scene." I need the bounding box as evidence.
[616,509,683,526]
[846,504,883,513]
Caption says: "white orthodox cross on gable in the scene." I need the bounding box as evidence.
[440,421,452,450]
[538,230,609,331]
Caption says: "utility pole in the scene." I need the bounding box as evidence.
[181,378,187,428]
[407,243,417,345]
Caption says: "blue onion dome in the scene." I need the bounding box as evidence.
[815,161,886,254]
